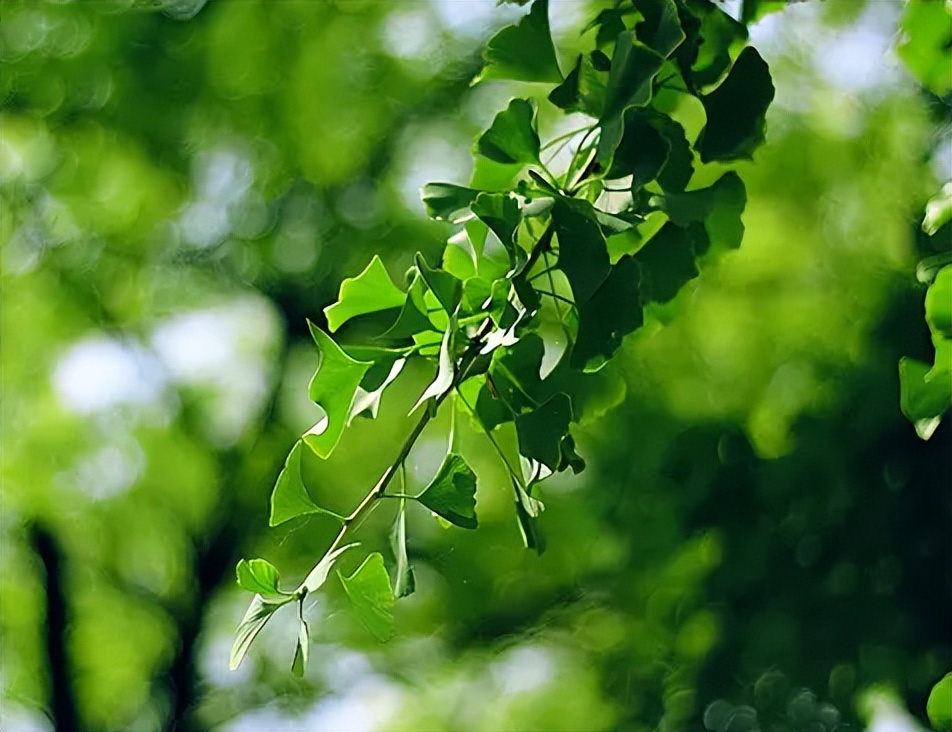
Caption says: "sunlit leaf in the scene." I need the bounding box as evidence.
[236,558,284,598]
[389,503,415,598]
[270,441,343,526]
[338,553,395,642]
[603,31,666,120]
[683,0,748,90]
[324,256,406,332]
[899,357,951,439]
[416,453,478,529]
[896,0,952,96]
[415,252,462,315]
[410,324,455,414]
[697,46,774,162]
[476,98,540,165]
[349,358,406,424]
[229,595,289,671]
[297,543,360,595]
[421,183,480,223]
[291,616,309,677]
[472,192,525,271]
[477,0,562,84]
[382,269,437,340]
[304,322,373,459]
[923,183,952,236]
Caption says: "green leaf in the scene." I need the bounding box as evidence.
[573,255,644,371]
[899,357,952,438]
[513,480,545,555]
[421,183,480,223]
[349,358,406,424]
[548,54,609,118]
[740,0,787,24]
[291,616,309,677]
[515,393,572,470]
[632,0,686,58]
[410,323,455,414]
[415,252,462,315]
[304,322,373,459]
[552,200,612,305]
[338,553,395,642]
[389,502,415,598]
[926,266,952,338]
[928,672,952,732]
[472,192,525,272]
[923,184,952,237]
[603,31,666,120]
[229,594,289,671]
[684,0,748,90]
[635,221,704,303]
[236,558,284,598]
[416,453,478,529]
[381,269,437,340]
[270,441,343,526]
[476,98,540,166]
[324,256,406,333]
[697,46,775,162]
[650,173,746,253]
[477,0,562,84]
[297,542,359,595]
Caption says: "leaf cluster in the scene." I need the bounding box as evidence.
[232,0,775,674]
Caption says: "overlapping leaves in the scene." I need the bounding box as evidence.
[233,0,776,674]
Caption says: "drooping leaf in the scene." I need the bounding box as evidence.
[514,393,573,470]
[229,595,290,671]
[603,31,666,120]
[421,183,480,223]
[236,558,284,598]
[697,46,774,162]
[297,543,360,595]
[338,553,395,642]
[416,453,478,529]
[552,200,612,305]
[572,255,644,371]
[270,440,343,526]
[513,479,545,555]
[381,269,436,340]
[389,502,415,598]
[632,0,686,59]
[415,252,462,314]
[304,322,373,459]
[472,192,525,271]
[410,323,455,414]
[291,616,309,677]
[682,0,748,90]
[634,221,707,304]
[349,358,406,424]
[477,0,562,84]
[324,256,406,333]
[476,98,540,165]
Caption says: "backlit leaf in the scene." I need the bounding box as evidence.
[304,323,373,459]
[324,256,406,333]
[229,595,289,671]
[236,558,284,598]
[421,183,480,223]
[410,324,455,414]
[476,98,540,165]
[297,543,359,595]
[697,46,774,162]
[515,393,572,470]
[477,0,562,84]
[552,200,611,305]
[573,255,644,371]
[416,453,478,529]
[389,502,415,598]
[270,440,343,526]
[338,553,395,642]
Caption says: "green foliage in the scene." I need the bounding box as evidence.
[928,673,952,732]
[231,0,776,672]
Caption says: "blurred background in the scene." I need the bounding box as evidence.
[1,0,949,730]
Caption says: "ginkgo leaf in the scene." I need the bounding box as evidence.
[477,0,562,84]
[410,324,455,414]
[304,322,373,459]
[270,440,344,526]
[324,256,406,332]
[338,553,395,642]
[230,594,291,671]
[476,99,540,165]
[389,502,415,598]
[416,453,478,529]
[297,543,360,595]
[236,558,285,598]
